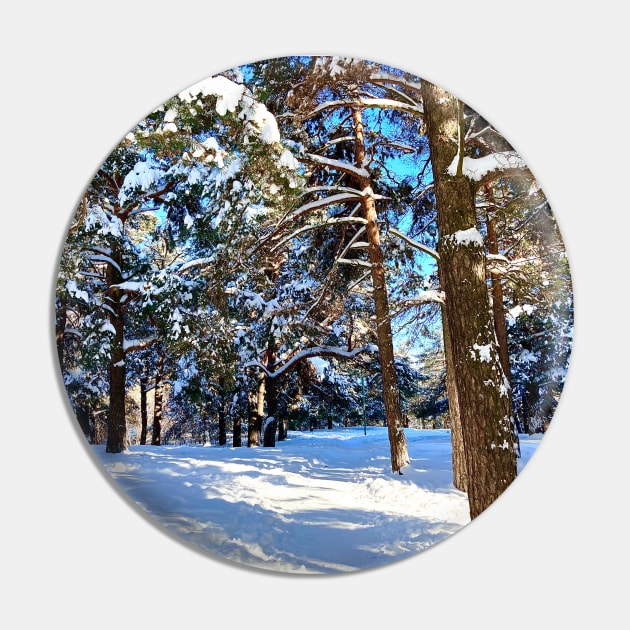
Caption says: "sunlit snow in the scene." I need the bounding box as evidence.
[447,151,527,182]
[94,426,542,574]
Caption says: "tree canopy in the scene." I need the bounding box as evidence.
[55,56,573,519]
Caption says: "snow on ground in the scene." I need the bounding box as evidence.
[94,426,542,575]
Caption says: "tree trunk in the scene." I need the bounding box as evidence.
[263,346,278,447]
[524,380,541,434]
[247,385,259,447]
[216,375,230,446]
[421,81,518,518]
[232,399,242,448]
[486,204,522,449]
[218,393,227,447]
[485,202,512,390]
[140,374,148,445]
[248,372,265,446]
[277,420,287,441]
[105,242,127,453]
[441,305,467,492]
[277,392,288,441]
[55,295,67,374]
[151,346,164,446]
[352,106,409,473]
[76,405,92,442]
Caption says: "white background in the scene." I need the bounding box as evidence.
[3,2,627,628]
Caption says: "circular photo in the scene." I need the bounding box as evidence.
[55,55,573,574]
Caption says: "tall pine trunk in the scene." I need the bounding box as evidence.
[484,194,512,391]
[55,295,67,374]
[140,374,148,445]
[76,406,93,442]
[105,242,127,453]
[263,345,278,447]
[218,389,227,447]
[352,107,409,473]
[441,304,467,492]
[151,346,164,446]
[232,405,242,448]
[247,372,265,447]
[485,202,522,447]
[421,81,517,518]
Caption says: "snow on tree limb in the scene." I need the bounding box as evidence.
[396,291,446,309]
[368,73,424,110]
[286,191,365,217]
[486,254,528,277]
[123,337,157,353]
[269,217,368,254]
[302,153,370,179]
[369,73,424,95]
[176,256,216,274]
[298,185,366,198]
[249,193,367,257]
[89,253,123,275]
[178,74,246,113]
[244,344,378,379]
[387,227,439,260]
[447,151,527,183]
[338,258,372,268]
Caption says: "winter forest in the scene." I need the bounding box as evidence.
[55,56,573,530]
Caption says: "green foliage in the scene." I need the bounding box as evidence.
[56,57,573,448]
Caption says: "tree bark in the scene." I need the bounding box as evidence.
[247,386,259,447]
[105,242,127,453]
[232,401,242,448]
[263,345,278,447]
[421,81,518,518]
[151,346,164,446]
[485,200,512,390]
[76,405,93,442]
[352,106,409,473]
[55,295,67,374]
[486,203,522,447]
[218,391,227,447]
[247,371,265,446]
[140,374,148,445]
[441,305,467,492]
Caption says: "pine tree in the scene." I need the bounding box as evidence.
[421,79,519,518]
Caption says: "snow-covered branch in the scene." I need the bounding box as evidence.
[368,74,424,111]
[397,290,445,308]
[337,225,368,261]
[369,73,424,95]
[119,181,176,219]
[302,153,370,179]
[298,185,365,198]
[337,258,372,268]
[486,254,528,278]
[387,227,439,260]
[89,254,122,275]
[465,125,494,141]
[111,280,153,295]
[244,344,378,379]
[447,151,528,184]
[347,271,372,292]
[249,193,367,257]
[269,217,368,254]
[123,336,157,353]
[176,256,216,274]
[286,191,366,219]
